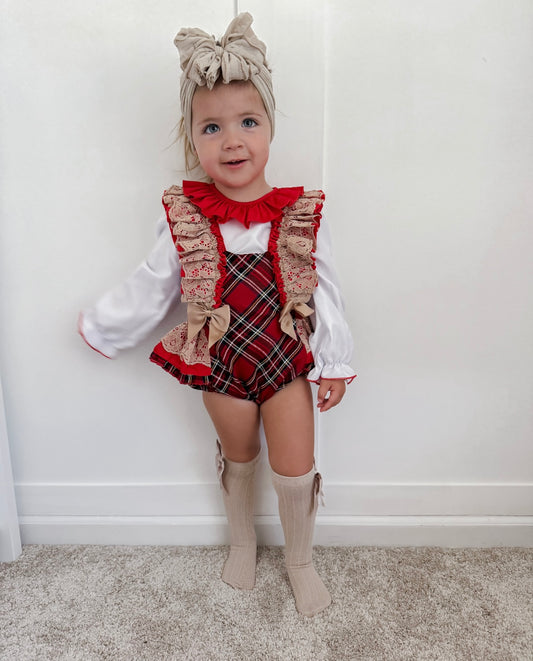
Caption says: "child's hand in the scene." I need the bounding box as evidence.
[316,379,347,412]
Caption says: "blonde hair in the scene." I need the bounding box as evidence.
[178,117,200,175]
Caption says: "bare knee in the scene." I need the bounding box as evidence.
[260,378,315,476]
[222,436,262,463]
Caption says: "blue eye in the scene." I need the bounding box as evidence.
[242,118,257,128]
[203,124,219,134]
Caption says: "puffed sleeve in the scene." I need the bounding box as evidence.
[79,215,181,358]
[307,215,356,383]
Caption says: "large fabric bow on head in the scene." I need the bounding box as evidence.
[175,12,268,90]
[174,12,275,144]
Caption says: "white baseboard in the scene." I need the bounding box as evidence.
[18,515,533,547]
[15,482,533,517]
[15,481,533,547]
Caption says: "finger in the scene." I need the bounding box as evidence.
[316,381,330,406]
[318,382,346,412]
[317,385,337,411]
[317,391,330,411]
[319,389,338,412]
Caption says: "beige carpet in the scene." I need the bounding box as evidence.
[1,545,531,660]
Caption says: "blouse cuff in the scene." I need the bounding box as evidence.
[78,313,117,359]
[307,363,356,384]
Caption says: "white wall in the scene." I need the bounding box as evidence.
[1,0,531,548]
[0,378,21,561]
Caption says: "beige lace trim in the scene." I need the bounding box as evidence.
[272,190,323,306]
[162,185,223,307]
[160,322,211,367]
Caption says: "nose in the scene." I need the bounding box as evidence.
[222,127,243,150]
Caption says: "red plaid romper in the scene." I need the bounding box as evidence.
[150,182,323,404]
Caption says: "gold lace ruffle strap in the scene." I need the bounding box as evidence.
[162,185,224,311]
[270,190,323,313]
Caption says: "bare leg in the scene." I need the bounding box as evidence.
[260,377,315,476]
[260,377,331,616]
[202,392,261,589]
[202,392,261,461]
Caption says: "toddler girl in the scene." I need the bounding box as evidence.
[79,13,355,617]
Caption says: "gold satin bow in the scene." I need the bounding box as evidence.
[187,302,231,348]
[279,301,314,340]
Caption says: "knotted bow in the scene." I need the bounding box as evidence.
[187,302,231,348]
[312,471,325,512]
[279,301,314,340]
[175,12,268,90]
[215,439,227,493]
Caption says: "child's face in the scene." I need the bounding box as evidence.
[191,81,271,201]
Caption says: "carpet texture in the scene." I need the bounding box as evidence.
[1,545,531,660]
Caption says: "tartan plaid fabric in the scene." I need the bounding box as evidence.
[154,251,314,403]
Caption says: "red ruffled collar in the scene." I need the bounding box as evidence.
[182,181,304,228]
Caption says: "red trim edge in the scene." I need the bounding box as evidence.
[77,313,112,359]
[307,375,357,384]
[150,342,211,377]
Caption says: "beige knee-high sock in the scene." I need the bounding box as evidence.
[271,466,331,617]
[216,441,260,590]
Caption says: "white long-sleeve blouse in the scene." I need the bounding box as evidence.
[80,212,355,383]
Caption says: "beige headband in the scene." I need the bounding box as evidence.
[174,12,275,145]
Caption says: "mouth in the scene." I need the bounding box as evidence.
[224,159,246,167]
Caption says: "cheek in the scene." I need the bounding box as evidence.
[191,130,210,158]
[259,139,270,161]
[193,144,218,175]
[193,142,212,165]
